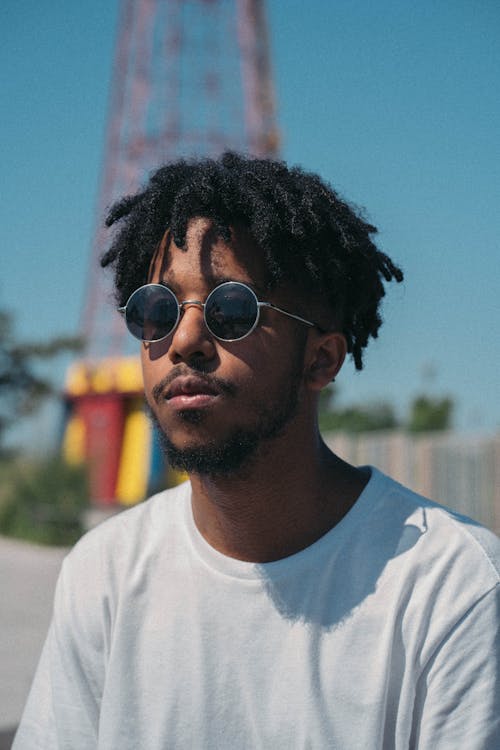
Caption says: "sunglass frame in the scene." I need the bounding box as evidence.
[118,281,316,343]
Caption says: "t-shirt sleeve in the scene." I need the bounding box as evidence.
[410,583,500,749]
[13,550,106,749]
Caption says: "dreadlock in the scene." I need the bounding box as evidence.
[101,152,403,370]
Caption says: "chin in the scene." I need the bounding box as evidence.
[161,431,260,477]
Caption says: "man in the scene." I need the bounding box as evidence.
[15,153,499,748]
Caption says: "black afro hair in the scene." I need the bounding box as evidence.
[102,152,403,369]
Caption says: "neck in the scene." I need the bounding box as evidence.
[188,428,367,563]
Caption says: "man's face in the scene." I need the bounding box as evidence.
[141,217,312,476]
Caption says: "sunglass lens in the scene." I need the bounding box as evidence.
[205,283,258,340]
[126,285,178,341]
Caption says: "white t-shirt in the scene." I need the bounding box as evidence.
[13,467,500,749]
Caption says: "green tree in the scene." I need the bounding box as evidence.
[407,395,454,433]
[0,455,88,545]
[0,310,82,454]
[319,384,399,433]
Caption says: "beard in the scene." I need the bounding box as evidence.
[146,342,306,478]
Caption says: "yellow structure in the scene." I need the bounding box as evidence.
[115,400,152,506]
[65,357,144,397]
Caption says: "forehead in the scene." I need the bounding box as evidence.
[148,217,268,289]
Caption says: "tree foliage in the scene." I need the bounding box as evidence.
[319,384,398,433]
[319,384,454,434]
[407,395,454,433]
[0,454,88,545]
[0,310,82,454]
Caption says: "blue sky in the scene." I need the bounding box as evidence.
[1,0,499,447]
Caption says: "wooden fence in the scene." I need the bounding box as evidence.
[323,431,500,534]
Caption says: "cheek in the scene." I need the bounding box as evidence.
[225,339,307,404]
[140,347,164,400]
[217,337,273,383]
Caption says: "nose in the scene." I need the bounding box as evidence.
[168,301,217,365]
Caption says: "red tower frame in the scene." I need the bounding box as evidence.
[64,0,279,505]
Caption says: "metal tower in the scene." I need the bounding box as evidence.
[83,0,279,360]
[64,0,279,504]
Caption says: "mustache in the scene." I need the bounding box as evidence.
[151,364,237,405]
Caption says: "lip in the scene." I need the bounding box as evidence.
[163,376,221,409]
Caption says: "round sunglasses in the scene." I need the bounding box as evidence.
[118,281,317,343]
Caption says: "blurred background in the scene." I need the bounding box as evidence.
[2,0,500,442]
[0,1,499,739]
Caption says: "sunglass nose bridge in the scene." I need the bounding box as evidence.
[179,299,204,309]
[176,300,207,330]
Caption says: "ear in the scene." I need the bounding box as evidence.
[305,332,347,391]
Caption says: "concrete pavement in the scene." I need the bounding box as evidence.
[0,536,67,743]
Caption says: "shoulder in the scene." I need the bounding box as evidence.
[60,481,192,589]
[368,467,499,578]
[47,482,192,646]
[364,467,500,574]
[351,468,499,667]
[359,468,499,618]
